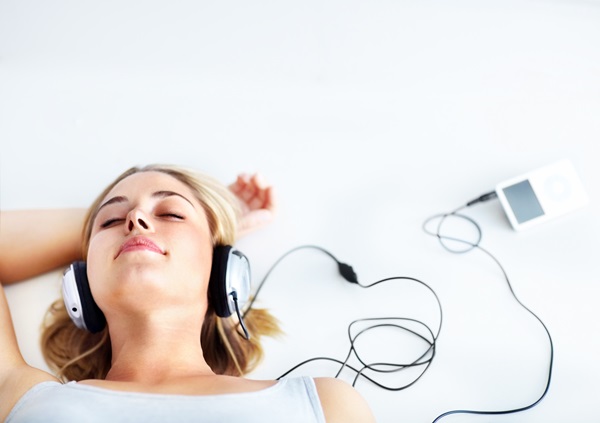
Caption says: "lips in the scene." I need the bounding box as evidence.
[116,236,165,258]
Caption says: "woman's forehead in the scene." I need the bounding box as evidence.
[104,171,198,203]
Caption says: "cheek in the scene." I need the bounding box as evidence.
[85,234,113,302]
[156,233,211,307]
[174,235,213,289]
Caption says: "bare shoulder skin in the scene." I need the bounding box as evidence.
[314,377,376,423]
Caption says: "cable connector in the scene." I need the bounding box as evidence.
[466,191,498,207]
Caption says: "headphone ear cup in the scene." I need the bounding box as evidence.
[62,261,106,333]
[209,246,251,318]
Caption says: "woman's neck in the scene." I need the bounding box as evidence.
[105,312,214,384]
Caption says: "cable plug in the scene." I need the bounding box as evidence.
[466,191,498,207]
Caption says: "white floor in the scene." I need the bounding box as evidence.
[2,1,599,421]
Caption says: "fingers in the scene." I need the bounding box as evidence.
[229,173,277,237]
[261,185,277,213]
[230,173,276,213]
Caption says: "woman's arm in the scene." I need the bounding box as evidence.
[314,377,377,423]
[0,211,67,420]
[0,209,85,284]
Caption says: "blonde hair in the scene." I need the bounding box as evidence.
[41,164,280,381]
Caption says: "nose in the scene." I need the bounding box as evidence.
[126,209,153,233]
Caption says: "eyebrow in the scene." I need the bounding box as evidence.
[97,190,196,213]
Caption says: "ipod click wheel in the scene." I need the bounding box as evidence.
[495,159,589,231]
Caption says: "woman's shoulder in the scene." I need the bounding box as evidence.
[313,377,376,423]
[0,365,59,423]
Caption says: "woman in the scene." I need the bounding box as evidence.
[0,165,375,422]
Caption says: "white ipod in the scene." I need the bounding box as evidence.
[495,159,589,231]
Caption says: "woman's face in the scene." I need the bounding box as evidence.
[86,171,213,317]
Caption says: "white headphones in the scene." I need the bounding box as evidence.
[62,245,251,337]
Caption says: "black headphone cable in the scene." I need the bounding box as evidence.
[424,191,554,422]
[244,245,443,391]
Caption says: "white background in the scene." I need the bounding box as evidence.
[1,1,599,422]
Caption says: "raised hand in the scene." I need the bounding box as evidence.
[228,173,277,237]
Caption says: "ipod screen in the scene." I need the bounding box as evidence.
[502,180,545,223]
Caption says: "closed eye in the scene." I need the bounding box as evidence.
[160,213,184,220]
[100,218,125,228]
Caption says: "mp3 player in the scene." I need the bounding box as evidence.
[495,159,589,231]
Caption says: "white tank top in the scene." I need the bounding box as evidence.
[7,376,326,423]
